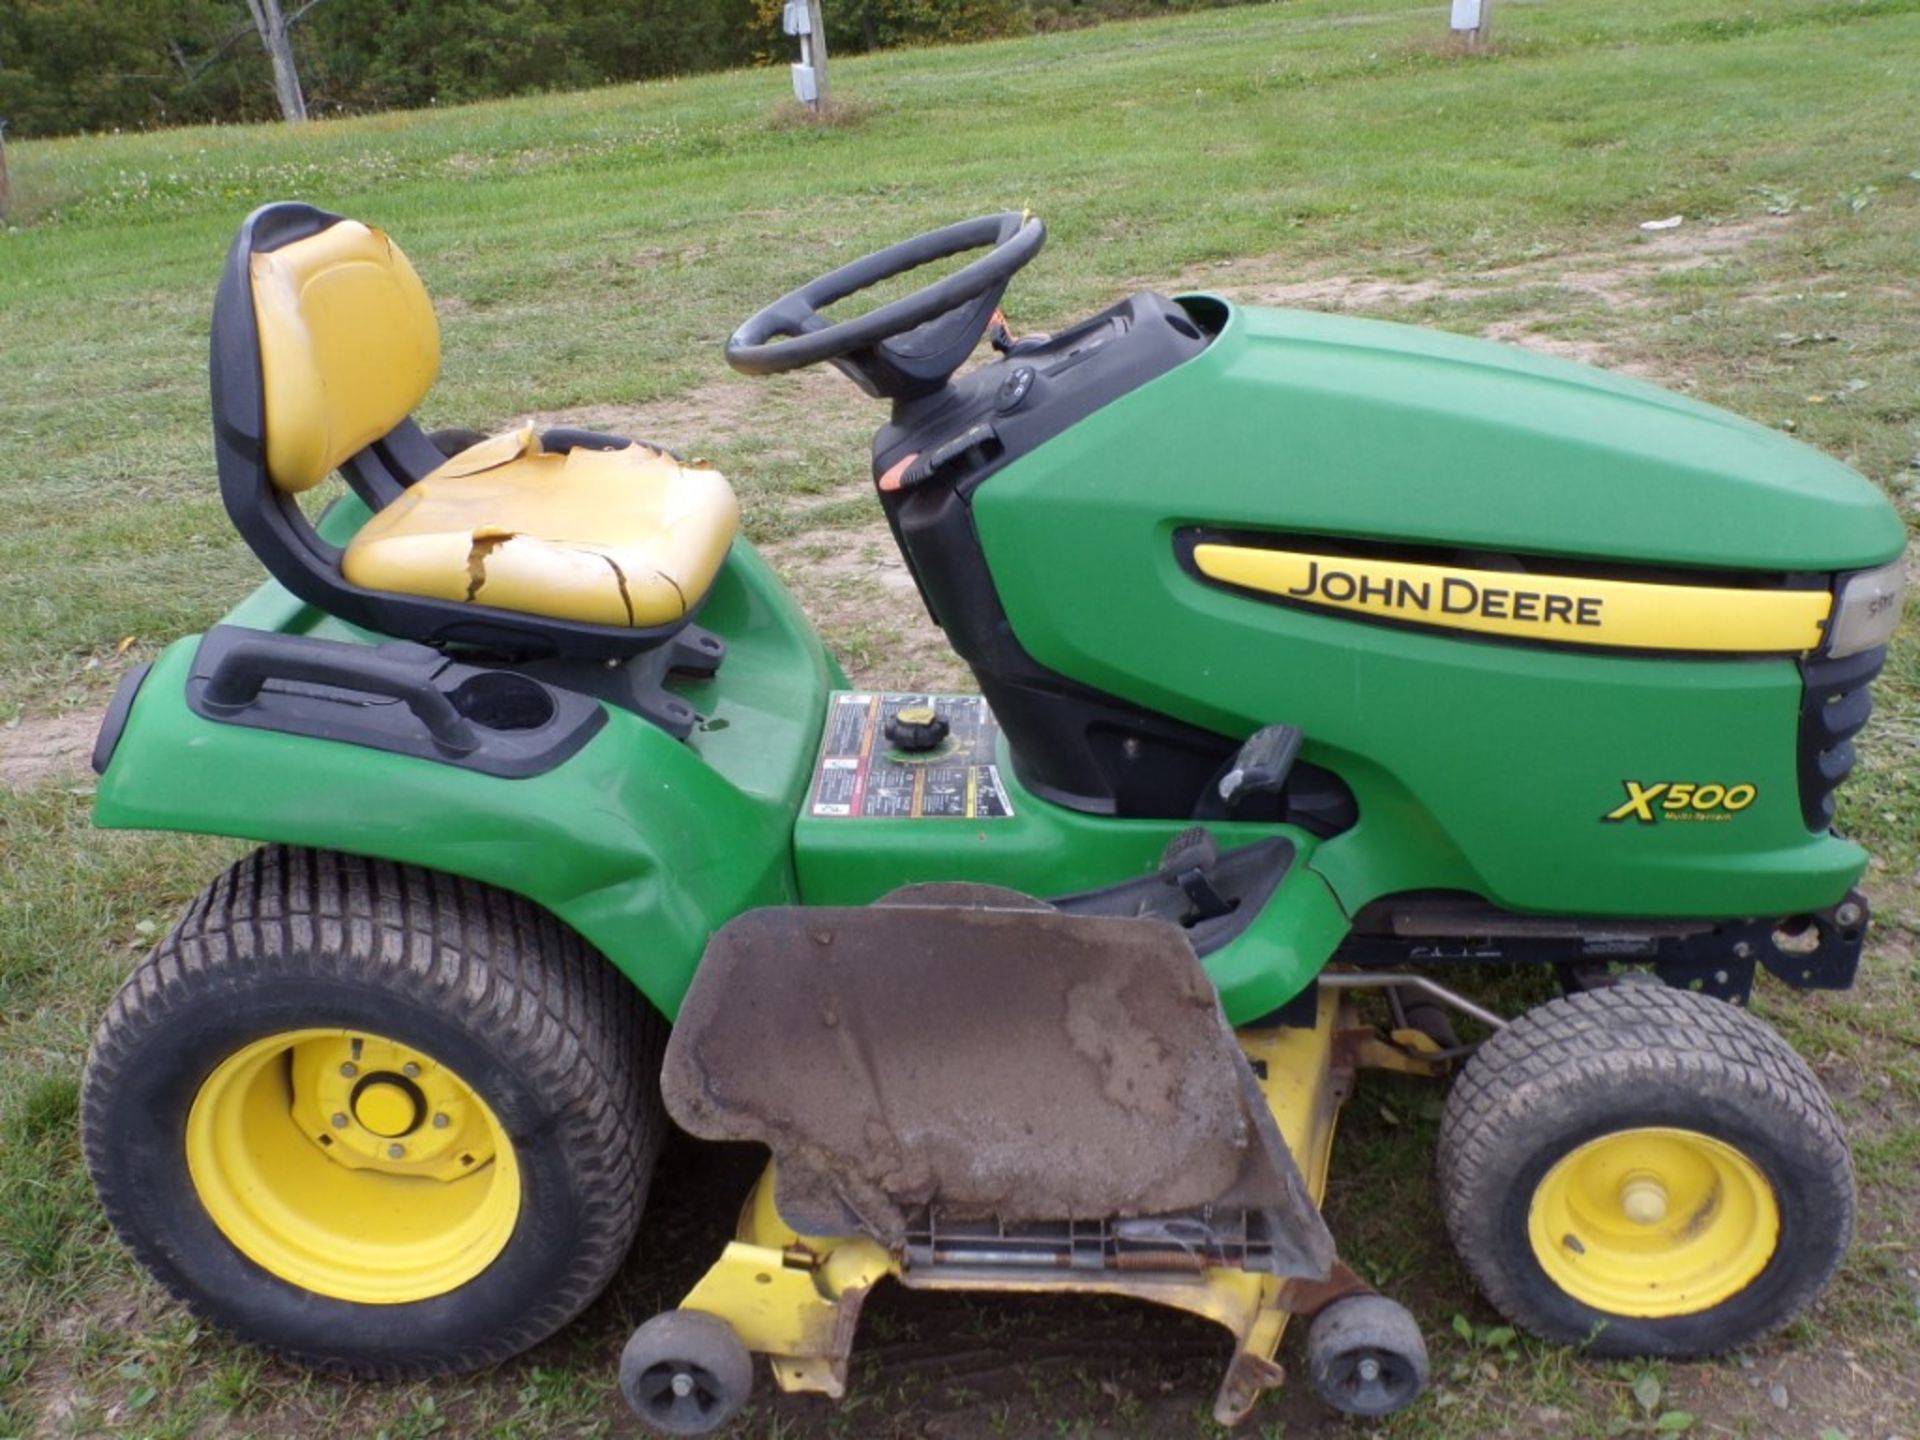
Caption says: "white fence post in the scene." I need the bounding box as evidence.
[1451,0,1493,50]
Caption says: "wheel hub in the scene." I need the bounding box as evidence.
[185,1027,521,1304]
[1528,1126,1779,1317]
[351,1076,421,1137]
[287,1033,493,1180]
[1618,1174,1669,1226]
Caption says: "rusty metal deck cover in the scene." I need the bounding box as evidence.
[662,885,1332,1276]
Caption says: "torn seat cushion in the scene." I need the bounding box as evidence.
[341,427,739,628]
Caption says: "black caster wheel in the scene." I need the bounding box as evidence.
[1397,995,1460,1051]
[1306,1294,1429,1418]
[620,1310,754,1436]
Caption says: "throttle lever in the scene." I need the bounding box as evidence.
[1217,724,1304,808]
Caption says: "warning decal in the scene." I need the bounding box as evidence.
[808,692,1014,820]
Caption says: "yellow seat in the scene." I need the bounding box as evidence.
[222,207,738,647]
[343,427,740,629]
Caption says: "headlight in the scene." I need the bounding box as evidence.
[1827,557,1908,658]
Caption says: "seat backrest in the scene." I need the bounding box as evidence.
[248,214,440,494]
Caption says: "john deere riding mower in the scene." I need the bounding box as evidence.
[81,203,1904,1430]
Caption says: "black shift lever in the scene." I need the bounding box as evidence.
[1219,724,1303,807]
[1194,724,1304,821]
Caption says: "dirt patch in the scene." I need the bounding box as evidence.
[1186,214,1793,371]
[1,710,101,789]
[522,379,764,456]
[762,524,967,691]
[524,365,863,461]
[1678,1346,1920,1439]
[1476,317,1627,370]
[1207,214,1789,310]
[1231,273,1490,310]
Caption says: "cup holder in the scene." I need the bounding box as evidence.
[448,672,556,732]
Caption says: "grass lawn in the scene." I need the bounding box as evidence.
[4,0,1920,1434]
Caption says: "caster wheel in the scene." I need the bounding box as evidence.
[1306,1294,1429,1418]
[621,1310,754,1437]
[1397,995,1459,1051]
[1439,984,1852,1356]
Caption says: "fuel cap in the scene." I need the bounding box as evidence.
[885,704,950,753]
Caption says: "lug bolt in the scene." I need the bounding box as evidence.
[388,1143,406,1159]
[1733,941,1753,960]
[432,1113,451,1129]
[330,1112,349,1129]
[403,1062,421,1078]
[670,1373,694,1398]
[339,1062,358,1078]
[1356,1358,1381,1383]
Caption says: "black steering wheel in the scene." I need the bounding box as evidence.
[725,212,1045,401]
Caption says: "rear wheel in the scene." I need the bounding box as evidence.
[1437,984,1851,1356]
[82,845,664,1375]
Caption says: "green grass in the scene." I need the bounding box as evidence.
[5,0,1920,1434]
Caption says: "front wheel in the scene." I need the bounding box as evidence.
[1437,983,1852,1356]
[81,846,665,1375]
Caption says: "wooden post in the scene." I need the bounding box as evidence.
[785,0,830,112]
[1450,0,1493,50]
[807,0,830,110]
[0,120,11,224]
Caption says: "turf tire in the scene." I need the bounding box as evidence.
[81,844,666,1377]
[1437,982,1852,1357]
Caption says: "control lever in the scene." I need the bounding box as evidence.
[1159,827,1233,923]
[898,421,1000,490]
[1217,724,1303,808]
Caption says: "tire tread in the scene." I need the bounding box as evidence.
[82,845,665,1378]
[1437,983,1851,1356]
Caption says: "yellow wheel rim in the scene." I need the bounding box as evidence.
[1528,1127,1778,1317]
[186,1029,521,1305]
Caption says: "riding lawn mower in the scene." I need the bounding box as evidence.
[79,204,1905,1431]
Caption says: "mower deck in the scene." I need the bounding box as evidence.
[667,990,1373,1426]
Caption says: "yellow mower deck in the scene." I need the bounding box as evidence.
[670,991,1410,1425]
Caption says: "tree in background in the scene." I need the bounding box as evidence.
[0,0,271,135]
[242,0,310,122]
[296,0,762,113]
[749,0,1022,55]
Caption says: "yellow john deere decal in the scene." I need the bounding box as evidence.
[1190,545,1831,653]
[1605,781,1758,824]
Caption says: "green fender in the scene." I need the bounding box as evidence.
[94,541,836,1021]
